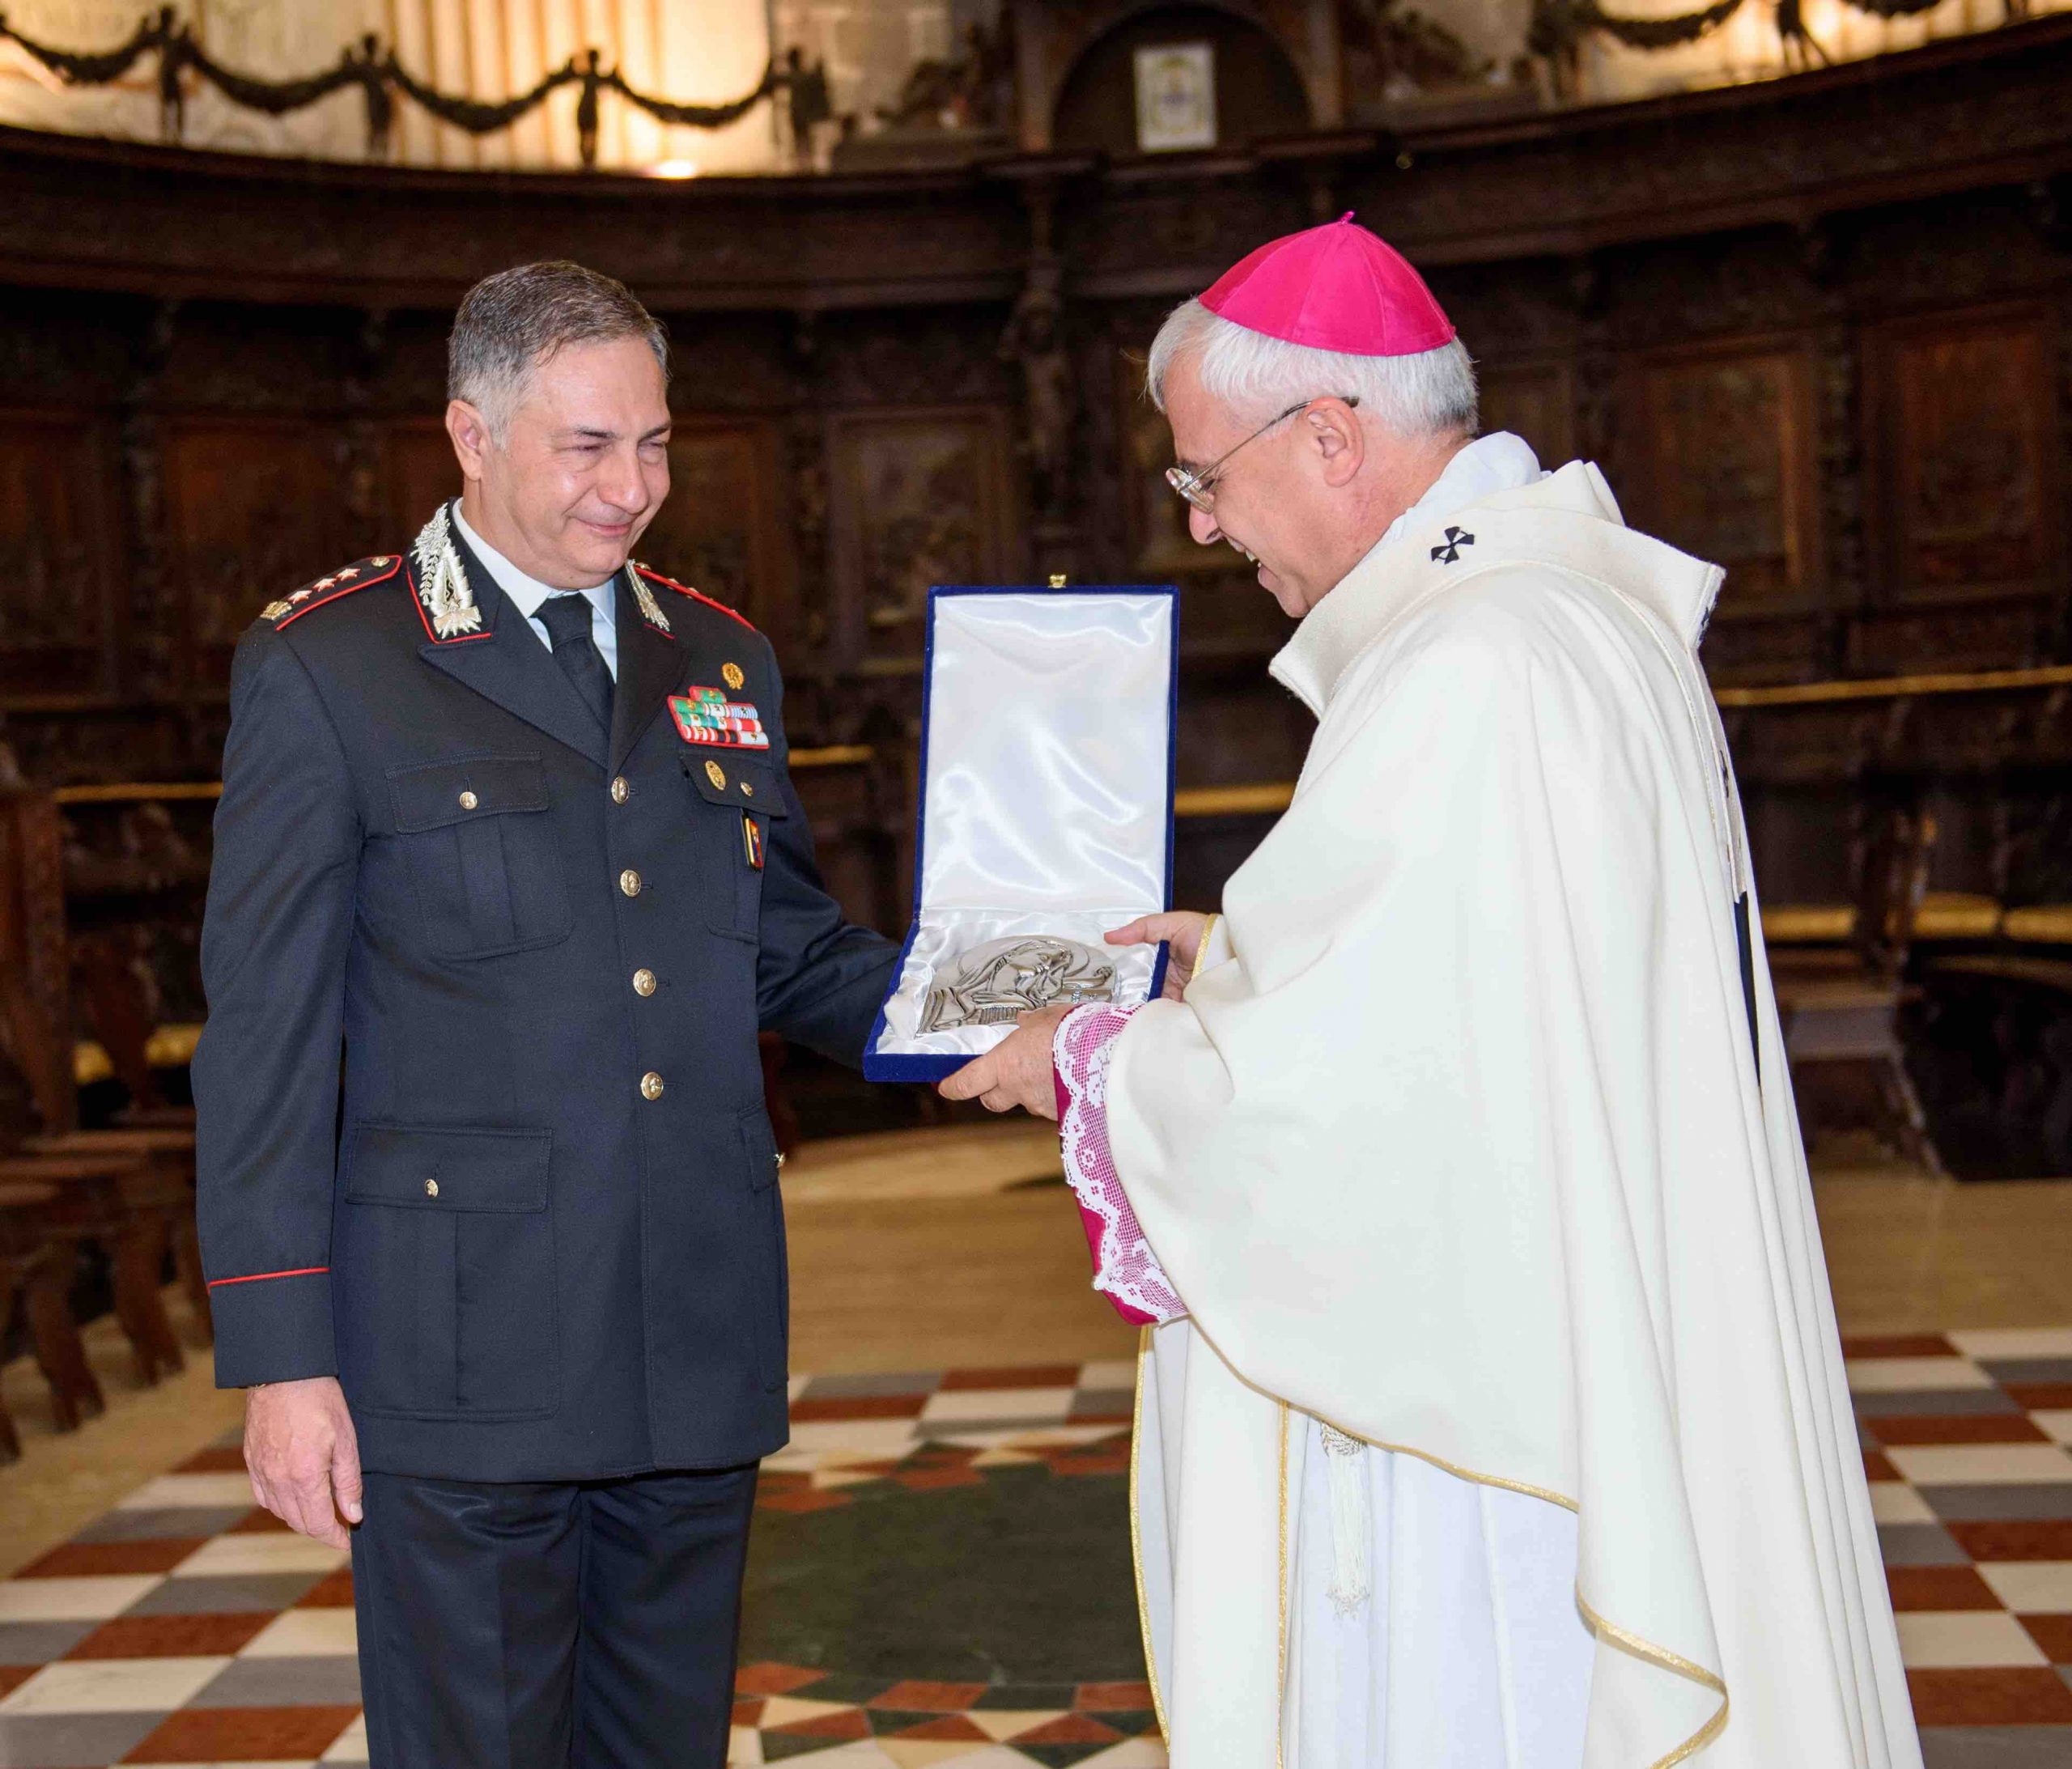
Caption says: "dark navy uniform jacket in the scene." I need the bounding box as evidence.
[193,510,898,1482]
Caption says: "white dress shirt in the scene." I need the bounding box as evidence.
[452,501,619,681]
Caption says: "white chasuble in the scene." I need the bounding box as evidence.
[1110,459,1921,1769]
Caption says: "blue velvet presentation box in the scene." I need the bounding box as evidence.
[863,584,1180,1084]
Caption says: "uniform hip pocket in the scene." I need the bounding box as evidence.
[336,1123,558,1420]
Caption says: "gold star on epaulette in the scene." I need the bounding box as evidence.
[261,600,293,621]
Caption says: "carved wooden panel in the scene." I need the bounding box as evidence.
[1477,361,1575,470]
[1117,354,1221,579]
[377,418,460,543]
[1867,305,2062,609]
[160,418,348,693]
[1110,350,1300,656]
[828,409,1014,666]
[0,411,121,702]
[1618,339,1820,613]
[639,420,792,653]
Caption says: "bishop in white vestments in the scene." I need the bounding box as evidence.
[944,216,1923,1769]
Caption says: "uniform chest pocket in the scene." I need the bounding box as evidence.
[388,754,573,958]
[681,753,788,940]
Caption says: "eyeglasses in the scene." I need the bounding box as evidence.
[1164,395,1361,514]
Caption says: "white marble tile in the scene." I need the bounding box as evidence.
[117,1474,259,1511]
[240,1607,359,1657]
[1868,1482,1936,1525]
[919,1389,1073,1423]
[321,1712,370,1762]
[2032,1410,2072,1447]
[1883,1444,2072,1486]
[1947,1329,2072,1360]
[726,1721,766,1764]
[1976,1561,2072,1613]
[0,1654,230,1714]
[1076,1360,1140,1391]
[0,1575,163,1621]
[1894,1610,2049,1668]
[782,1420,921,1457]
[1845,1357,1992,1393]
[172,1535,350,1577]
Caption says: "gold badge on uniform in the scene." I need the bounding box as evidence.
[722,661,745,690]
[705,760,727,791]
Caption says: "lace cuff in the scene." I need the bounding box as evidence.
[1055,1002,1186,1325]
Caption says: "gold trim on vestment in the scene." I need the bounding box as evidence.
[1128,1326,1170,1743]
[1314,1414,1581,1512]
[1310,1413,1732,1767]
[1276,1400,1290,1769]
[1575,1593,1732,1769]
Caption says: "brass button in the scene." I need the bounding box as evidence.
[723,661,745,689]
[741,782,754,798]
[457,790,478,811]
[632,968,656,997]
[424,1177,439,1198]
[619,869,643,897]
[610,776,629,805]
[775,1152,786,1169]
[639,1071,664,1101]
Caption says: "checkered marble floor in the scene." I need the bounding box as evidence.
[2,1343,2070,1766]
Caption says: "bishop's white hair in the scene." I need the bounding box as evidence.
[1145,298,1478,440]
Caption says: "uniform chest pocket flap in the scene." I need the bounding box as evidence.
[388,754,572,958]
[338,1123,557,1419]
[682,754,788,940]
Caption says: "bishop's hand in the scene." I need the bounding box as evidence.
[1106,910,1212,1000]
[937,1003,1072,1117]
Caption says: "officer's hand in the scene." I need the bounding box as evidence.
[1105,911,1212,1001]
[244,1377,363,1549]
[937,1005,1071,1118]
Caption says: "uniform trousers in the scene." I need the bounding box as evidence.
[350,1465,759,1769]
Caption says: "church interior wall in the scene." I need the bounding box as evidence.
[0,17,2069,1152]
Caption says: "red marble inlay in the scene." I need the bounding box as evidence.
[1884,1566,2003,1611]
[68,1614,273,1659]
[1905,1668,2072,1726]
[1843,1334,1956,1358]
[121,1703,362,1762]
[17,1538,202,1578]
[734,1662,829,1697]
[868,1680,987,1711]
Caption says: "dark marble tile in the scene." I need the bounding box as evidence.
[1917,1485,2072,1522]
[0,1622,93,1668]
[0,1711,165,1768]
[1857,1389,2025,1419]
[1922,1726,2072,1768]
[1878,1523,1971,1566]
[188,1653,363,1707]
[1976,1359,2072,1386]
[70,1507,253,1546]
[124,1571,329,1614]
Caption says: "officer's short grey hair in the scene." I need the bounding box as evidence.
[448,261,669,443]
[1145,297,1477,442]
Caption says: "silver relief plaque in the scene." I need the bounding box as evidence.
[919,936,1117,1033]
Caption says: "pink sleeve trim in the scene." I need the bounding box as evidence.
[1055,1003,1186,1325]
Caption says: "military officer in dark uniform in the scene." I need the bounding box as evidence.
[192,261,900,1767]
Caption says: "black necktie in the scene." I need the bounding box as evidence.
[538,593,613,735]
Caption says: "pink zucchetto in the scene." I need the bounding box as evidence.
[1199,212,1456,357]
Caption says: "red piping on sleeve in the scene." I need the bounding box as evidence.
[207,1266,330,1289]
